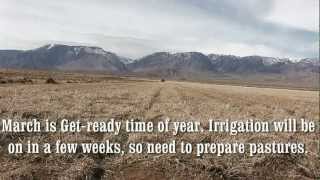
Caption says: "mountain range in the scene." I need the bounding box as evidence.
[0,44,318,79]
[0,44,127,73]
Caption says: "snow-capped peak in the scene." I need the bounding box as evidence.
[43,44,109,56]
[66,46,110,56]
[40,44,56,50]
[83,47,107,55]
[47,44,56,50]
[299,58,319,66]
[261,57,290,65]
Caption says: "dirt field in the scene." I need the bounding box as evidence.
[0,70,319,179]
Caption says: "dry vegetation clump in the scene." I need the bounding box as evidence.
[0,77,33,84]
[46,77,58,84]
[0,70,318,179]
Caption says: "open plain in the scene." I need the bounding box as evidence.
[0,69,318,179]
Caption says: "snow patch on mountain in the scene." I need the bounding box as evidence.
[261,57,290,65]
[47,44,55,50]
[119,57,135,64]
[299,58,319,66]
[73,47,81,56]
[83,47,107,55]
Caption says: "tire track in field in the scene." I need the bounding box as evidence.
[106,83,164,118]
[58,96,108,180]
[145,86,163,112]
[74,84,164,179]
[173,85,198,119]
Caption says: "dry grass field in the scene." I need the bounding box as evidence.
[0,69,318,179]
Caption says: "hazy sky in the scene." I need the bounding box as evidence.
[0,0,318,59]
